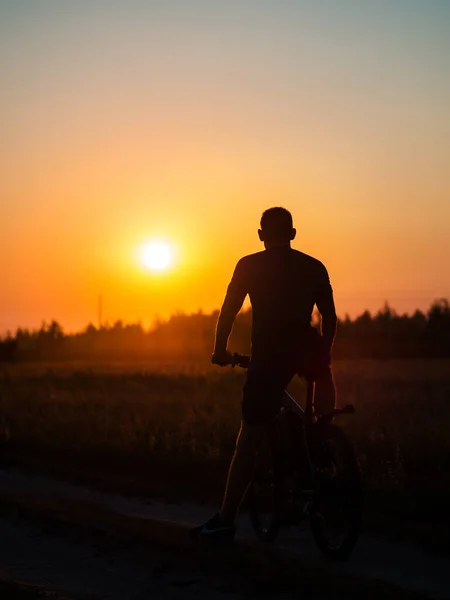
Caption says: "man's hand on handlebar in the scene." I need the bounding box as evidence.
[212,350,251,368]
[211,349,234,367]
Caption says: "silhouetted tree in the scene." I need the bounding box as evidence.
[1,300,450,362]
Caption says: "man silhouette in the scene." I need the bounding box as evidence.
[192,207,337,539]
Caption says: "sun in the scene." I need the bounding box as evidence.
[139,241,173,272]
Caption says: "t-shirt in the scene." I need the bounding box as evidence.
[218,246,335,356]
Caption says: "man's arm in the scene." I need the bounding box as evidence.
[213,259,248,363]
[315,265,337,354]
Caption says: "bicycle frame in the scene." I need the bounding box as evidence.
[229,352,354,422]
[279,382,317,492]
[282,381,355,421]
[281,381,315,423]
[280,379,356,495]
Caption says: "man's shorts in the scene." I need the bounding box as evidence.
[242,327,333,425]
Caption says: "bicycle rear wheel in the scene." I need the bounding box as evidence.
[308,423,361,560]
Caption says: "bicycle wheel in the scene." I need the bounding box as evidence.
[247,422,282,542]
[308,423,361,560]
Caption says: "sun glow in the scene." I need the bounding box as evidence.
[139,241,173,272]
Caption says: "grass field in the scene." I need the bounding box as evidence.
[1,359,449,549]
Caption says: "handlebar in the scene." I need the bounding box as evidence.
[231,353,251,368]
[213,353,251,368]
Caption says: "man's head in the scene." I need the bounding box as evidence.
[258,207,296,248]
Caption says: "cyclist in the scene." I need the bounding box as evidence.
[191,207,337,539]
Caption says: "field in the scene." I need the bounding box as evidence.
[1,359,449,549]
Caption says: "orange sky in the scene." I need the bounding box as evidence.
[1,1,449,334]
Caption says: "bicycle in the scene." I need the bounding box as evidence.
[229,353,361,561]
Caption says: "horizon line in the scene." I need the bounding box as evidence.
[2,297,448,339]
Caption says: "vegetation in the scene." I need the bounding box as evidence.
[1,300,450,548]
[1,359,449,549]
[1,298,450,362]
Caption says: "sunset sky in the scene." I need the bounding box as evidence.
[1,0,449,334]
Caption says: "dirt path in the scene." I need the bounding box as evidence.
[0,467,447,599]
[0,509,261,599]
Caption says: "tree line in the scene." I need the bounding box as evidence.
[1,299,449,362]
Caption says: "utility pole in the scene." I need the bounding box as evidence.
[98,295,103,329]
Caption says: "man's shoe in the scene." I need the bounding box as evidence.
[189,513,235,541]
